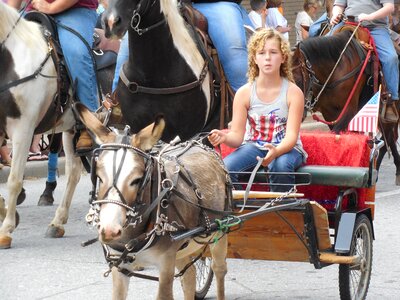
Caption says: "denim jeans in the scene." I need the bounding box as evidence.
[54,8,99,111]
[193,2,254,92]
[331,23,399,101]
[112,32,129,92]
[224,143,304,192]
[309,12,328,37]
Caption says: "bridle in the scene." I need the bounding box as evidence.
[129,0,165,36]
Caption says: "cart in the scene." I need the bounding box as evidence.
[172,131,382,300]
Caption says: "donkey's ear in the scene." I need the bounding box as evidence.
[132,115,165,151]
[73,103,116,144]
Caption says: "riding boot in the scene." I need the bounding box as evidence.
[76,129,94,153]
[382,99,399,123]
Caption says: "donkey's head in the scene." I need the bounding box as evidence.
[75,103,165,243]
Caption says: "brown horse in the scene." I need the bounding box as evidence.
[292,30,400,185]
[75,103,229,299]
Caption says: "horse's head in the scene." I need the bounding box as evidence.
[74,103,165,244]
[102,0,162,38]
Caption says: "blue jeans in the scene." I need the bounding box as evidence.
[54,8,99,111]
[309,12,328,37]
[224,143,304,192]
[193,2,253,92]
[112,32,129,92]
[331,23,399,101]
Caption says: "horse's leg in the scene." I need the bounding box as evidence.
[210,233,228,300]
[111,266,130,300]
[45,131,83,238]
[157,253,176,300]
[0,128,32,248]
[176,256,196,300]
[387,129,400,185]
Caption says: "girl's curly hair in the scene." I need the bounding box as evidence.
[247,28,293,83]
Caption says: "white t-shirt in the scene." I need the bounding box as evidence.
[249,10,265,29]
[266,7,289,40]
[295,11,314,44]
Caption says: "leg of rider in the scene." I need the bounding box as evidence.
[112,33,129,93]
[54,8,98,151]
[223,143,266,189]
[268,148,304,193]
[193,2,254,92]
[371,27,400,122]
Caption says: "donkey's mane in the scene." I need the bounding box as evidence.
[299,30,355,65]
[160,0,203,80]
[0,2,46,49]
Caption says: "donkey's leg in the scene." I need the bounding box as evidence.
[210,233,228,300]
[111,266,130,300]
[46,131,83,238]
[176,256,196,300]
[157,253,177,300]
[0,129,32,248]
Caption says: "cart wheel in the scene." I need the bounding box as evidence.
[339,214,373,300]
[195,256,213,300]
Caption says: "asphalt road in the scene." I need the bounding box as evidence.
[0,152,399,299]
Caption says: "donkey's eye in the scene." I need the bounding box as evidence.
[130,178,141,186]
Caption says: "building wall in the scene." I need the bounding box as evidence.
[241,0,324,47]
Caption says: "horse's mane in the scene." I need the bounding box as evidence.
[299,31,356,65]
[0,2,46,50]
[160,0,204,80]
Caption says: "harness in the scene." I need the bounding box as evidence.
[85,132,232,279]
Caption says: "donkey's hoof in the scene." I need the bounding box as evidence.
[45,225,65,238]
[17,188,26,206]
[0,235,12,249]
[37,195,54,206]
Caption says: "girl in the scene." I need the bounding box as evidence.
[208,28,307,192]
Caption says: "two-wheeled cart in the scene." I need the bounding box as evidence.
[173,131,382,300]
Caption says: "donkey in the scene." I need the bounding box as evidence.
[75,102,229,300]
[0,2,115,248]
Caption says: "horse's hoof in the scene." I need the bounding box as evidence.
[0,235,12,249]
[16,188,26,206]
[37,195,54,206]
[45,225,65,238]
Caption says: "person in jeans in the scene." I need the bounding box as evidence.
[8,0,99,151]
[331,0,399,123]
[208,28,307,192]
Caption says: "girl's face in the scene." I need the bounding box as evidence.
[254,38,284,76]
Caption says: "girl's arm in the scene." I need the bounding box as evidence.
[31,0,79,14]
[358,3,394,22]
[208,84,250,148]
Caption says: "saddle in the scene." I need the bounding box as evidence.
[24,12,118,133]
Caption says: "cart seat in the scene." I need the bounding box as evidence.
[296,165,372,188]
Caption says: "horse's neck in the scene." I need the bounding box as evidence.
[0,2,18,40]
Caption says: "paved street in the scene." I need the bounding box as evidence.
[0,150,400,299]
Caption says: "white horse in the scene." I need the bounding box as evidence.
[75,103,228,300]
[0,2,83,248]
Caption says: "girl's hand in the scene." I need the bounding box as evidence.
[257,144,278,167]
[358,13,372,22]
[32,0,52,13]
[208,130,226,147]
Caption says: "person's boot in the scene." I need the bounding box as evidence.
[76,129,93,153]
[382,99,399,123]
[38,181,57,206]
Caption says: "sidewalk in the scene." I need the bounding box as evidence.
[0,114,327,184]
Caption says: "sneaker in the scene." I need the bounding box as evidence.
[76,130,93,152]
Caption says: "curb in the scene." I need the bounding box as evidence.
[0,157,66,184]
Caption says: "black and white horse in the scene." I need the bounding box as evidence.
[102,0,222,142]
[0,2,115,248]
[76,103,229,300]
